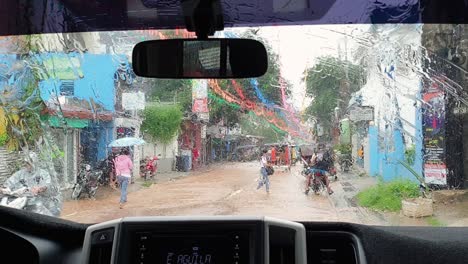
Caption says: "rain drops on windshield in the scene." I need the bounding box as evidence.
[0,25,467,226]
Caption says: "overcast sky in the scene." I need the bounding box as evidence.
[256,25,370,111]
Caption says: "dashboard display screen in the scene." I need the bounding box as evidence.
[135,231,250,264]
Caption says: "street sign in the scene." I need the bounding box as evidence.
[349,106,374,122]
[201,125,207,139]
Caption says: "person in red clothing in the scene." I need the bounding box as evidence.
[284,146,290,166]
[270,146,277,165]
[192,148,199,169]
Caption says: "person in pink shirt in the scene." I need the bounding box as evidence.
[114,148,133,208]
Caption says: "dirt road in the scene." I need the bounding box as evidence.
[61,162,382,224]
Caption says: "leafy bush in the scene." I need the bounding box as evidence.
[334,143,352,154]
[141,105,183,144]
[0,134,8,147]
[356,179,419,212]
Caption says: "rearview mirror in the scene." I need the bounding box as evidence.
[132,39,268,78]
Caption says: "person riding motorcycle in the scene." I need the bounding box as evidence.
[0,152,62,216]
[305,146,334,195]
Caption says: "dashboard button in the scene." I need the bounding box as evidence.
[139,233,150,241]
[91,228,114,244]
[139,244,147,252]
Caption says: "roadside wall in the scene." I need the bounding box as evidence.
[367,124,423,181]
[140,138,178,173]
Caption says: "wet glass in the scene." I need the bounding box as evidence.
[0,25,467,227]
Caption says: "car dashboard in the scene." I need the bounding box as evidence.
[84,217,309,264]
[82,216,369,264]
[1,206,467,264]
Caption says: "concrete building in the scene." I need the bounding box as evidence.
[353,25,424,181]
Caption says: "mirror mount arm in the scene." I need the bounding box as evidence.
[181,0,224,39]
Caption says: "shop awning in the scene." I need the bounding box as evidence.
[42,98,114,122]
[41,115,89,129]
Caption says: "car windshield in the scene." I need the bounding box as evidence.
[0,24,467,226]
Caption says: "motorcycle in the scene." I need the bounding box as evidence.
[140,156,158,180]
[71,164,103,199]
[340,159,352,172]
[329,166,338,181]
[338,154,353,172]
[304,168,328,195]
[96,157,115,187]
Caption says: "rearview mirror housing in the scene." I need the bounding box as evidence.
[132,38,268,79]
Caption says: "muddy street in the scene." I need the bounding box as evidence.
[62,163,338,223]
[61,162,379,224]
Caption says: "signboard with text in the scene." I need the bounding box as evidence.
[349,106,374,122]
[192,80,209,121]
[422,80,446,185]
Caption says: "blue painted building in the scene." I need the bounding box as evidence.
[364,77,424,182]
[37,52,128,164]
[367,123,423,182]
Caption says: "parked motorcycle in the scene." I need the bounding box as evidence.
[140,156,158,180]
[71,164,103,199]
[97,157,114,186]
[340,159,352,172]
[337,153,353,172]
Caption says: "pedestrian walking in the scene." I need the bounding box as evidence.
[284,146,290,166]
[357,145,364,167]
[114,148,133,209]
[270,146,277,165]
[291,147,297,165]
[257,149,271,193]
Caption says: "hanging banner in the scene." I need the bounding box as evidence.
[192,80,209,121]
[192,80,208,100]
[192,98,209,113]
[422,80,446,185]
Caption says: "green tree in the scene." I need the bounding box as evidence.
[304,56,367,130]
[236,29,290,106]
[0,36,47,150]
[209,97,243,127]
[142,105,183,143]
[148,79,192,112]
[208,79,244,127]
[141,105,183,158]
[209,29,290,128]
[141,105,183,157]
[239,112,286,143]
